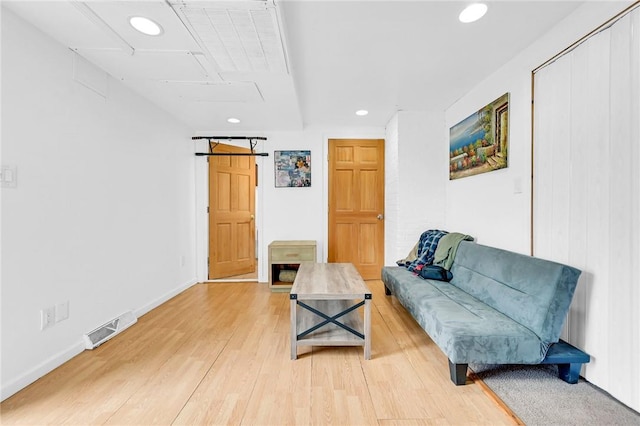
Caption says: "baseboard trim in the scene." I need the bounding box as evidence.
[1,278,199,402]
[134,278,198,319]
[1,342,85,402]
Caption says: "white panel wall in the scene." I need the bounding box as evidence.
[533,7,640,411]
[385,111,447,265]
[445,0,638,412]
[384,114,400,265]
[1,9,197,400]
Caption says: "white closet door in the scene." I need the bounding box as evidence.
[533,7,639,412]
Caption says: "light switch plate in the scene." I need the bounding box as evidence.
[56,301,70,322]
[513,177,523,194]
[1,165,17,188]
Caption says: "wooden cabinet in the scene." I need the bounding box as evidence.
[268,240,317,292]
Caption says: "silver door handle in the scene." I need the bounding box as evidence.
[377,214,384,220]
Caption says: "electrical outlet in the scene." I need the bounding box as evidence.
[41,307,55,330]
[55,301,69,322]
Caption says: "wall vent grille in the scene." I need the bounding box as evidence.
[82,311,137,350]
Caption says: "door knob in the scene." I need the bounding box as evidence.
[377,214,384,220]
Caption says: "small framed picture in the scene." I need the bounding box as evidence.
[274,150,311,187]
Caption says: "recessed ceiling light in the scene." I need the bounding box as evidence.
[227,117,241,124]
[129,16,163,36]
[355,110,369,116]
[459,3,488,23]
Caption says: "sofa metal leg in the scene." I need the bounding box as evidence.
[384,285,391,296]
[448,360,468,385]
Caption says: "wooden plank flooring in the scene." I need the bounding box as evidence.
[1,281,518,425]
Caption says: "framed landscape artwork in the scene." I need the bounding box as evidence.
[449,93,509,180]
[274,150,311,187]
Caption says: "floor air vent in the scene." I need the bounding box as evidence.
[83,311,137,349]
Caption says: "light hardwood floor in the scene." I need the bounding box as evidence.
[1,281,519,425]
[210,259,258,281]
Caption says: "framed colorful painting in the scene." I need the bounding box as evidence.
[449,93,509,180]
[274,150,311,187]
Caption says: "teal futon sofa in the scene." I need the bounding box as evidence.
[382,240,590,385]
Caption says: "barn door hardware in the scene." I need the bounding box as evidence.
[193,136,268,156]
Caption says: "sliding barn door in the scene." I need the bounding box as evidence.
[208,143,256,279]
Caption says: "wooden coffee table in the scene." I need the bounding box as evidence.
[290,262,371,360]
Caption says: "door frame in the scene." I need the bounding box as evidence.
[194,139,266,283]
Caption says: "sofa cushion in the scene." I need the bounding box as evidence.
[449,241,581,344]
[381,266,546,364]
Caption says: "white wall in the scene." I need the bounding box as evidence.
[384,114,400,265]
[443,0,638,411]
[444,1,634,255]
[194,126,385,283]
[261,131,326,262]
[1,9,197,400]
[4,0,636,408]
[446,89,530,253]
[385,110,447,265]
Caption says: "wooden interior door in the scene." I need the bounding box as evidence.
[208,143,256,279]
[328,139,385,280]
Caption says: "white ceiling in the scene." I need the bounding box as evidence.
[4,0,586,132]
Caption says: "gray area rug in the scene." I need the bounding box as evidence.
[470,364,640,425]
